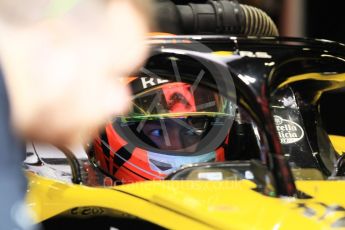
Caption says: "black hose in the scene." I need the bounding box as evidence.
[241,4,278,36]
[155,0,278,36]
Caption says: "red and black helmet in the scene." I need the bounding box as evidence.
[87,55,235,184]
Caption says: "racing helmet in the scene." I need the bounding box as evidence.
[88,55,235,184]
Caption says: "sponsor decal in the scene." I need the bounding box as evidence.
[70,207,105,216]
[295,202,345,227]
[140,77,169,89]
[274,115,304,144]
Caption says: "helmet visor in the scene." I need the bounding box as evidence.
[113,82,234,154]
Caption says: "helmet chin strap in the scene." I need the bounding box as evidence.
[147,151,216,175]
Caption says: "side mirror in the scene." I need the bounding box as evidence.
[55,146,82,184]
[250,160,276,197]
[330,153,345,178]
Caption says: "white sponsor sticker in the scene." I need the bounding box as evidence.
[274,115,304,144]
[239,51,272,59]
[198,172,223,181]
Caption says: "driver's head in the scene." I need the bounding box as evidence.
[88,75,234,184]
[141,82,200,151]
[142,117,205,152]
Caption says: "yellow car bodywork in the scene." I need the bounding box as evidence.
[330,135,345,155]
[25,136,345,229]
[26,174,345,229]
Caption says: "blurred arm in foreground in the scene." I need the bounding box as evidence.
[0,0,153,229]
